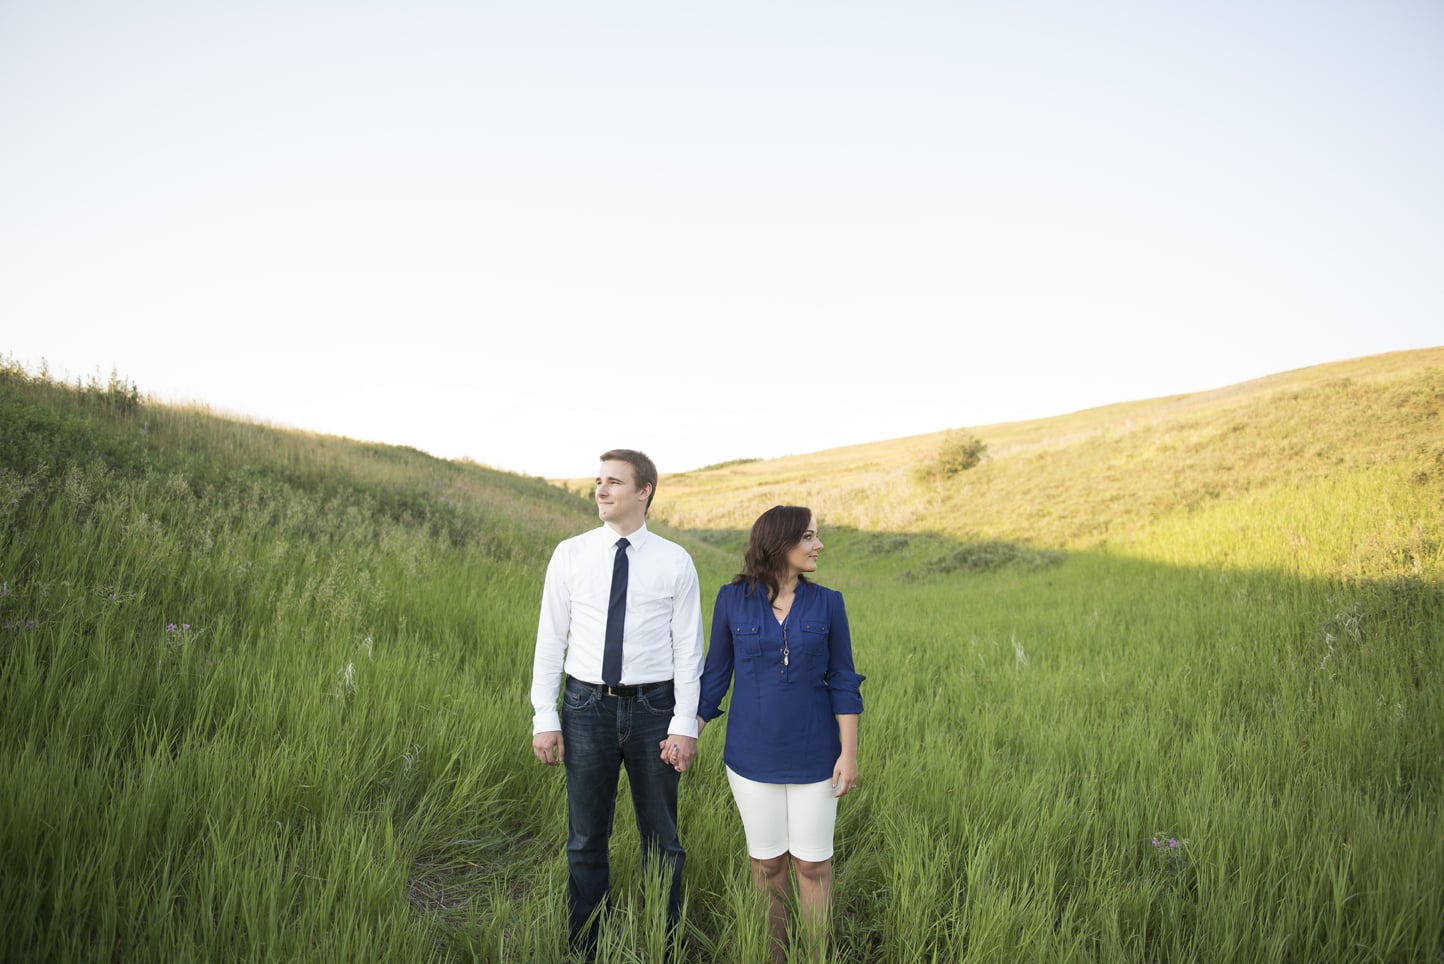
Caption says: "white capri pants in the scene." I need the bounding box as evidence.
[726,766,838,862]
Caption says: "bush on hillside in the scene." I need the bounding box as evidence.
[913,429,988,484]
[921,539,1065,576]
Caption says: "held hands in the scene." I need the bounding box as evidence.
[832,753,859,797]
[657,735,698,773]
[657,715,713,772]
[656,716,708,772]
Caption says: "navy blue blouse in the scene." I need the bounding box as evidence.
[698,579,865,784]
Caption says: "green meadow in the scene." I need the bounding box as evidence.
[2,350,1441,963]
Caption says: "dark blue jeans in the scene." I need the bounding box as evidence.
[561,677,685,953]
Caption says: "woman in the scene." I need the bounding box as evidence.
[694,504,865,962]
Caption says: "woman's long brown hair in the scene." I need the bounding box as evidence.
[733,504,813,604]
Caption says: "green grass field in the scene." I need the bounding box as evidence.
[2,351,1440,962]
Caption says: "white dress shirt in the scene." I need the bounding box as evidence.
[530,523,705,738]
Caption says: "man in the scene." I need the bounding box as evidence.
[530,449,704,956]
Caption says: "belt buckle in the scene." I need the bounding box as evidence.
[605,684,625,698]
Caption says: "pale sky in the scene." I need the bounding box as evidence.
[4,1,1441,479]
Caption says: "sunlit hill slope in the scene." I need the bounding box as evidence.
[637,346,1444,549]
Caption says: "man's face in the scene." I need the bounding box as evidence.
[595,459,650,530]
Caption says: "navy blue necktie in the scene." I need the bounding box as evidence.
[601,537,630,687]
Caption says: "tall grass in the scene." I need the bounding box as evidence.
[2,358,1440,961]
[828,540,1441,962]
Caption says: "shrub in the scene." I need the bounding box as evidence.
[914,429,988,483]
[923,539,1065,575]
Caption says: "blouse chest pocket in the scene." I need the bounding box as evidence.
[795,621,829,654]
[731,624,764,658]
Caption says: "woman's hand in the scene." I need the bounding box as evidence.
[832,753,859,797]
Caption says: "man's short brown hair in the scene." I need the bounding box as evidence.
[600,449,658,513]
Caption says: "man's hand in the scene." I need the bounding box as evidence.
[533,730,564,766]
[657,735,698,773]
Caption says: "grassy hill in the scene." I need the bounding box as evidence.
[2,350,1440,962]
[639,346,1444,548]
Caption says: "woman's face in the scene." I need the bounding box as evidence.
[784,516,823,576]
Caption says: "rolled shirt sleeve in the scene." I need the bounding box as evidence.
[824,588,866,717]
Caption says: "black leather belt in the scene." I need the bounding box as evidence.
[567,676,673,699]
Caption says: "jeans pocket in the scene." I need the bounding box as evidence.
[637,686,676,717]
[563,680,599,711]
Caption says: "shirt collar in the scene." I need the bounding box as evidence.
[599,521,650,548]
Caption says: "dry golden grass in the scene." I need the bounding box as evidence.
[627,346,1444,546]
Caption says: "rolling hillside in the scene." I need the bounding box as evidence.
[638,346,1444,547]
